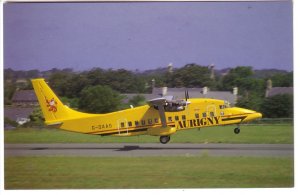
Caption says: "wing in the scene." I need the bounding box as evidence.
[148,97,191,128]
[148,97,168,127]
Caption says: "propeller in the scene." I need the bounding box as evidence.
[185,89,190,101]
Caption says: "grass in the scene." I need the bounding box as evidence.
[4,124,293,144]
[4,156,293,189]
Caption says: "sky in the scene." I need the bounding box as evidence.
[3,1,293,71]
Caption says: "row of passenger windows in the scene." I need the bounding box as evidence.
[120,111,224,128]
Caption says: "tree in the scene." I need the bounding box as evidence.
[128,95,146,107]
[78,85,123,113]
[27,107,45,126]
[48,72,73,96]
[4,81,16,105]
[221,66,264,95]
[236,93,263,111]
[270,72,293,87]
[260,94,293,118]
[168,64,214,88]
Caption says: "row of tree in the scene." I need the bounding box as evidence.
[4,65,293,118]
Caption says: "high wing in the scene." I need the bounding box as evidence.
[148,96,191,128]
[148,97,168,127]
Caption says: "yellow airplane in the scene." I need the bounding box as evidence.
[32,78,262,144]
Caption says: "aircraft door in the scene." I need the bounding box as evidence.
[206,105,217,117]
[117,118,128,135]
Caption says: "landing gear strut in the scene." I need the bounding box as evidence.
[160,135,171,144]
[234,127,240,134]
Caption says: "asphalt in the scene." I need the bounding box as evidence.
[4,143,293,157]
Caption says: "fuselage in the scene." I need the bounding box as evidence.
[31,78,262,144]
[56,98,262,137]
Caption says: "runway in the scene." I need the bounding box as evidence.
[5,143,293,157]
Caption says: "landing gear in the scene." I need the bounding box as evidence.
[160,135,171,144]
[234,127,240,134]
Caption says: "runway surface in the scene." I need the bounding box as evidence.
[5,143,293,157]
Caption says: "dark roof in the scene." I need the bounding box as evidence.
[12,90,37,102]
[268,87,293,97]
[152,87,236,104]
[198,91,236,104]
[4,107,34,121]
[123,87,237,105]
[122,93,158,103]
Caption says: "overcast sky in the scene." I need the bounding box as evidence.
[4,1,293,71]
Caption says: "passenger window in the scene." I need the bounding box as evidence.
[128,121,132,127]
[154,118,159,123]
[141,120,146,125]
[135,121,139,126]
[168,116,172,122]
[148,119,152,124]
[182,115,186,120]
[210,112,214,117]
[120,122,125,128]
[202,113,207,118]
[175,116,179,121]
[195,113,199,118]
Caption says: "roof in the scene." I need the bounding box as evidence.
[12,90,37,102]
[4,106,34,121]
[268,87,293,97]
[153,87,236,104]
[122,93,158,103]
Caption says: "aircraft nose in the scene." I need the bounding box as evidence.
[244,112,262,122]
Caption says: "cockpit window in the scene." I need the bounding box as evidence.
[220,102,231,109]
[224,101,230,108]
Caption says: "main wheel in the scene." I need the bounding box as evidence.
[160,136,171,144]
[234,127,240,134]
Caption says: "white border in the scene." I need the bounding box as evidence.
[1,0,297,195]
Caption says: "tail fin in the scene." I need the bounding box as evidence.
[31,78,92,125]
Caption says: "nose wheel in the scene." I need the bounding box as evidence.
[234,127,240,134]
[160,135,171,144]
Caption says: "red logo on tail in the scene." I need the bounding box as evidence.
[46,98,57,112]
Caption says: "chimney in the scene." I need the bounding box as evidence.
[267,79,272,90]
[265,79,272,97]
[233,87,238,95]
[162,87,168,97]
[233,87,238,104]
[151,78,155,89]
[209,64,215,80]
[202,87,208,95]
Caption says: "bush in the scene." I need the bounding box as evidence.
[260,94,293,118]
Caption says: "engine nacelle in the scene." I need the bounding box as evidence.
[147,126,176,136]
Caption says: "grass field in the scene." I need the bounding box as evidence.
[4,124,294,189]
[4,124,293,144]
[4,156,293,189]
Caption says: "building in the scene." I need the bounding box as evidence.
[4,107,34,125]
[123,86,238,106]
[265,79,293,98]
[5,90,38,126]
[11,90,38,106]
[152,86,237,105]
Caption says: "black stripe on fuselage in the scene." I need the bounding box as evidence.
[100,128,148,136]
[221,116,247,122]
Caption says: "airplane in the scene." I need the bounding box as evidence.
[31,78,262,144]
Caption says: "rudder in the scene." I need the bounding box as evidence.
[31,78,91,125]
